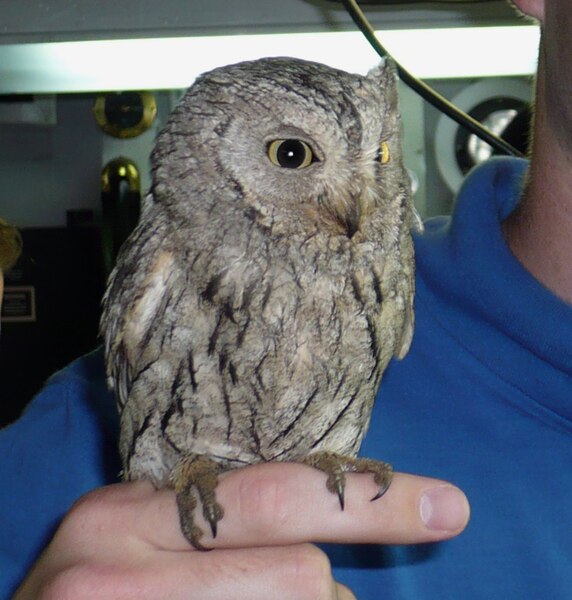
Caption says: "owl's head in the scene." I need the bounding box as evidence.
[152,56,409,240]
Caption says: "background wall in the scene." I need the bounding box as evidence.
[0,1,521,43]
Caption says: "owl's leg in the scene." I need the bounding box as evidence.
[171,454,224,551]
[300,451,393,510]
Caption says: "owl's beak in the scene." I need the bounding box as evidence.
[316,183,372,239]
[341,182,378,239]
[341,201,361,239]
[328,191,370,239]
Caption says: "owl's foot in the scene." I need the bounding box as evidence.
[300,451,393,510]
[171,455,224,551]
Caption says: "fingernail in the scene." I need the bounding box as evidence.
[420,485,470,532]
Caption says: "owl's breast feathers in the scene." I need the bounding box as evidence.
[102,196,414,483]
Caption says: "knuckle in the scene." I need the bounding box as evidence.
[57,486,125,542]
[39,562,138,600]
[287,544,335,599]
[38,564,99,600]
[57,495,103,543]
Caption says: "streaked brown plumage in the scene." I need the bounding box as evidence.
[101,56,417,549]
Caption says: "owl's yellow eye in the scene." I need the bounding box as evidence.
[379,141,390,165]
[267,139,315,169]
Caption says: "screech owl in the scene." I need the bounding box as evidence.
[101,56,418,550]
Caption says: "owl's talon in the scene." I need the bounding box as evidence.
[331,476,346,511]
[175,491,209,550]
[299,451,393,509]
[204,503,223,538]
[370,476,392,502]
[369,461,393,501]
[210,520,218,539]
[338,489,345,511]
[172,455,225,551]
[201,496,224,539]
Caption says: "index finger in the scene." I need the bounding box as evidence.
[122,462,469,551]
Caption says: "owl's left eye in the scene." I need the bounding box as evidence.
[267,139,316,169]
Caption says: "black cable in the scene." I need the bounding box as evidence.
[340,0,525,158]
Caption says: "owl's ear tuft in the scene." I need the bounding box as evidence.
[366,57,401,146]
[366,57,398,84]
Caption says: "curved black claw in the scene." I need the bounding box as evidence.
[203,501,223,539]
[210,520,218,539]
[299,451,393,510]
[370,474,392,502]
[300,452,347,511]
[335,480,346,511]
[369,462,393,502]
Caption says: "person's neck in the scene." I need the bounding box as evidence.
[502,97,572,306]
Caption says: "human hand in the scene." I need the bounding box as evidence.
[13,463,469,599]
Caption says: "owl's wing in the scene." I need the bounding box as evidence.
[391,204,417,361]
[100,204,179,411]
[394,294,414,360]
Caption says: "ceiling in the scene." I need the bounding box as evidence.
[0,1,523,44]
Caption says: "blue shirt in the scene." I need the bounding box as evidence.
[2,157,572,598]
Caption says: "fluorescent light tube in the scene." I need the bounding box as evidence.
[0,25,539,94]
